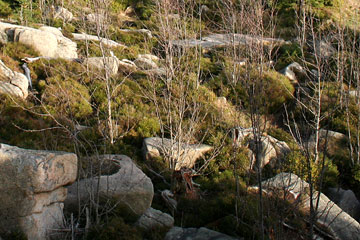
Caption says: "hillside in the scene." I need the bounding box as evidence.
[0,0,360,239]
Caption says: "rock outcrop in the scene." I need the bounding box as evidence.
[307,129,347,153]
[118,59,138,73]
[52,6,73,22]
[280,62,306,83]
[171,33,286,49]
[83,56,120,76]
[72,32,126,48]
[165,227,241,240]
[308,129,346,141]
[134,55,158,70]
[38,26,63,37]
[0,31,8,44]
[0,144,77,240]
[232,127,290,169]
[65,155,153,216]
[136,207,174,230]
[327,187,360,221]
[143,137,213,170]
[259,173,360,240]
[0,60,29,99]
[0,22,77,59]
[137,54,159,62]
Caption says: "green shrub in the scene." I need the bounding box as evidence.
[87,217,141,240]
[137,117,160,137]
[274,43,302,70]
[0,0,11,18]
[42,76,93,119]
[284,150,339,189]
[1,42,39,62]
[220,67,295,114]
[267,127,294,144]
[76,41,103,57]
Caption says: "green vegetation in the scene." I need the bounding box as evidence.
[0,0,360,239]
[0,0,11,18]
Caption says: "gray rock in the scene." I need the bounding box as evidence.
[124,6,136,17]
[65,155,154,216]
[144,67,166,77]
[72,33,126,48]
[134,57,158,70]
[136,207,174,230]
[171,33,286,49]
[165,227,241,240]
[279,62,306,83]
[83,56,120,76]
[0,143,77,240]
[0,31,7,44]
[231,127,290,169]
[201,5,210,13]
[15,28,77,59]
[260,173,360,240]
[307,129,346,150]
[328,188,360,221]
[137,54,159,62]
[143,137,213,170]
[0,60,29,99]
[161,190,177,214]
[86,13,105,24]
[39,26,63,37]
[0,22,78,59]
[315,40,335,59]
[118,59,138,73]
[349,90,358,98]
[247,137,278,169]
[20,202,65,240]
[53,6,73,22]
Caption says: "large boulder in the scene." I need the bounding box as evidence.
[307,129,347,153]
[327,187,360,221]
[309,129,346,141]
[171,33,286,49]
[83,56,120,76]
[135,207,174,230]
[259,173,360,240]
[14,28,77,59]
[232,127,290,169]
[0,22,77,59]
[279,62,306,83]
[39,26,63,37]
[65,155,153,216]
[165,227,241,240]
[0,60,29,99]
[137,54,159,62]
[143,137,213,170]
[134,56,158,70]
[0,143,77,240]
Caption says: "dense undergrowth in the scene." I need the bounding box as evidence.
[0,0,359,239]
